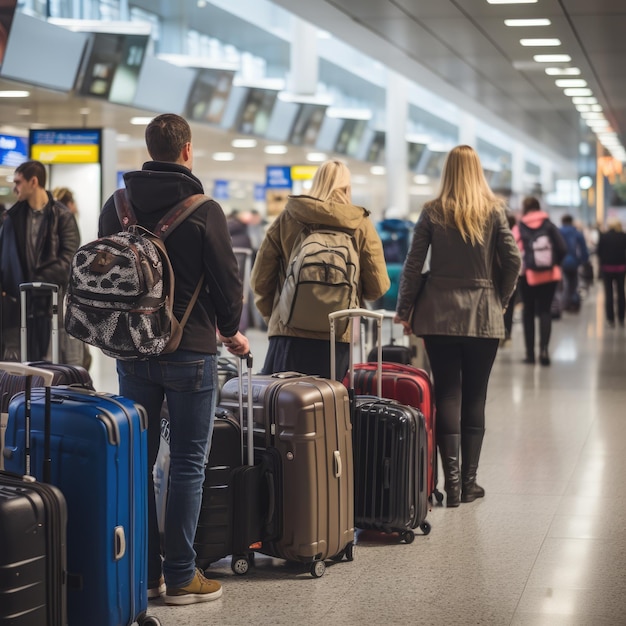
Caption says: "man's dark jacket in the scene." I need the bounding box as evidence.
[98,161,243,354]
[0,192,79,314]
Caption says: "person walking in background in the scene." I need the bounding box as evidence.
[559,214,589,312]
[99,113,249,606]
[597,218,626,327]
[514,197,567,366]
[251,159,389,379]
[394,145,521,508]
[0,160,79,360]
[52,187,78,216]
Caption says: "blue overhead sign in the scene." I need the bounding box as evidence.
[213,179,230,200]
[265,166,292,189]
[0,134,28,167]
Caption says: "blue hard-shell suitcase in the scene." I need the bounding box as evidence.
[3,386,159,626]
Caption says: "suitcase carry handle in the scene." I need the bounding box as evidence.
[19,282,60,363]
[333,450,342,479]
[236,353,255,467]
[329,308,383,397]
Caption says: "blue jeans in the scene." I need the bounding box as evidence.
[117,351,218,588]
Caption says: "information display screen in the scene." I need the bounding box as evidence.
[235,88,278,137]
[185,68,235,125]
[289,103,327,147]
[29,129,102,164]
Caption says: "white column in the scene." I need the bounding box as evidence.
[385,71,409,217]
[289,18,318,95]
[511,142,525,196]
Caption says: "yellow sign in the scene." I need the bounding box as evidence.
[291,165,318,180]
[31,144,100,164]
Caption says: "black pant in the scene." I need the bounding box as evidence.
[503,282,518,339]
[519,277,558,358]
[423,336,499,437]
[602,271,626,323]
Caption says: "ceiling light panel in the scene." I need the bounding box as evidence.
[545,67,581,76]
[505,19,551,27]
[520,39,561,46]
[555,79,587,88]
[534,54,571,62]
[564,88,593,97]
[487,0,538,4]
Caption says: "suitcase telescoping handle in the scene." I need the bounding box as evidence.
[22,375,53,483]
[329,308,383,397]
[236,353,255,467]
[19,282,60,363]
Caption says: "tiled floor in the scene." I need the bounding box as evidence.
[92,283,626,626]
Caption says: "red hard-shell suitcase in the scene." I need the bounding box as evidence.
[219,371,355,578]
[331,308,432,541]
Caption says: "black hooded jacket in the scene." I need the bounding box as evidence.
[98,161,243,354]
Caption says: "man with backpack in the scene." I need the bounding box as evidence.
[559,214,589,312]
[98,113,249,606]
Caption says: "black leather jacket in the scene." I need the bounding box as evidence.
[0,193,79,314]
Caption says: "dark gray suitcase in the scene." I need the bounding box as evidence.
[0,381,68,626]
[331,308,431,543]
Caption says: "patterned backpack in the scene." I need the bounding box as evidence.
[65,190,207,360]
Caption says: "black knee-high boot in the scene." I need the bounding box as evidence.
[461,428,485,503]
[438,434,461,507]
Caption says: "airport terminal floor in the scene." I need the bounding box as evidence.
[91,282,626,626]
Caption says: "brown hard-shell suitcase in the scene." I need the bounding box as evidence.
[219,371,355,577]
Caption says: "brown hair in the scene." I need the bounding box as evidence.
[145,114,191,162]
[14,160,46,188]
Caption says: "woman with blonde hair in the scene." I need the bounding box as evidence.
[395,145,521,507]
[251,159,389,379]
[597,217,626,327]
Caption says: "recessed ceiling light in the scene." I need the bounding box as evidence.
[580,112,605,120]
[575,105,591,113]
[326,108,372,120]
[487,0,538,4]
[79,107,90,115]
[545,67,581,76]
[370,166,386,176]
[505,19,551,27]
[231,138,257,148]
[352,175,368,185]
[555,79,587,88]
[264,145,288,154]
[306,152,327,163]
[212,152,235,161]
[520,39,561,46]
[564,88,593,97]
[586,119,610,128]
[0,90,30,98]
[534,54,572,62]
[130,117,154,125]
[571,97,598,105]
[413,175,430,185]
[591,104,603,112]
[116,134,131,142]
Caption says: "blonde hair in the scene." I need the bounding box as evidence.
[428,145,504,245]
[308,160,352,204]
[607,217,623,232]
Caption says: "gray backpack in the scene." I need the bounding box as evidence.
[277,226,360,335]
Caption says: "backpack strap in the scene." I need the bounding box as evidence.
[113,189,136,230]
[155,193,209,241]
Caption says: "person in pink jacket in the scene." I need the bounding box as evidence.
[513,197,567,365]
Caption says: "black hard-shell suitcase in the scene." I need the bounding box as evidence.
[219,370,355,578]
[19,282,94,388]
[330,308,431,542]
[153,356,269,576]
[0,380,68,626]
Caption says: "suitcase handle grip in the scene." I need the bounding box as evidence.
[264,470,275,527]
[333,450,342,478]
[114,526,126,560]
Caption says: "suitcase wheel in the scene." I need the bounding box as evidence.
[231,556,251,576]
[330,541,355,563]
[400,530,415,544]
[310,560,326,578]
[420,521,432,536]
[137,615,161,626]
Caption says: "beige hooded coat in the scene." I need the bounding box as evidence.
[251,195,390,342]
